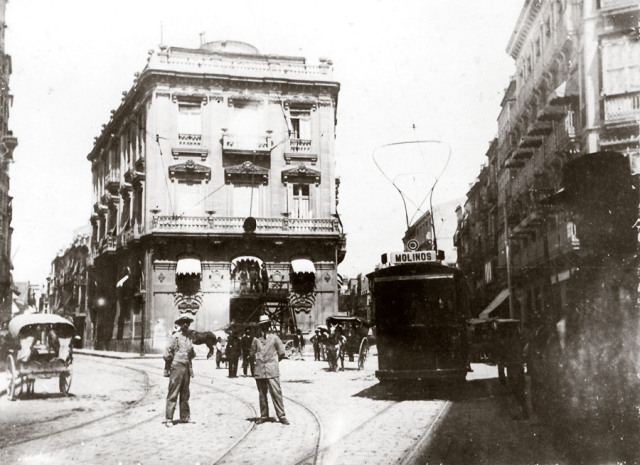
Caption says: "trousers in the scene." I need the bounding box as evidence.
[166,362,191,421]
[255,377,286,420]
[242,354,255,375]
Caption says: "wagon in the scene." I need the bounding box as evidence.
[5,313,76,401]
[325,316,374,370]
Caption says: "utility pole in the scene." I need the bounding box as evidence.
[503,202,515,319]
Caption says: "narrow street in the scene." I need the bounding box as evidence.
[1,349,565,465]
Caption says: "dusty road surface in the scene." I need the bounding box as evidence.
[0,350,567,464]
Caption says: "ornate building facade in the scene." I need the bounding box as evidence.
[87,40,345,353]
[455,0,640,435]
[456,0,639,321]
[0,0,17,324]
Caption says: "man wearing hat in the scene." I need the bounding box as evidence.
[163,314,196,427]
[250,314,289,425]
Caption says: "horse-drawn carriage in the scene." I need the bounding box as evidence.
[5,313,76,400]
[325,316,374,370]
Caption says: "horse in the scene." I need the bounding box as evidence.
[185,329,216,359]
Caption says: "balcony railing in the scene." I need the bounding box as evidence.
[98,235,117,254]
[151,215,340,235]
[288,138,311,153]
[178,133,202,147]
[600,0,638,10]
[229,279,289,297]
[119,224,144,247]
[603,92,640,123]
[284,138,317,164]
[222,133,273,155]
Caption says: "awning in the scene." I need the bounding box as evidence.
[479,289,510,319]
[291,258,316,274]
[176,258,202,276]
[548,73,578,106]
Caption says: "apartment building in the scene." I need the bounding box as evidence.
[87,40,345,352]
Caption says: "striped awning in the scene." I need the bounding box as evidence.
[176,258,202,276]
[291,258,316,274]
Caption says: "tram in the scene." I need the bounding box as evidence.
[367,250,470,382]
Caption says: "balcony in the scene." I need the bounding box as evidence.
[98,235,117,255]
[528,121,553,136]
[603,92,640,125]
[229,279,290,299]
[222,133,273,156]
[513,147,534,160]
[519,135,544,148]
[105,171,121,194]
[178,133,202,147]
[284,138,317,165]
[151,215,341,236]
[599,0,639,12]
[119,224,144,248]
[537,104,567,122]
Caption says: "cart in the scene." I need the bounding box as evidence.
[325,316,374,370]
[5,313,76,401]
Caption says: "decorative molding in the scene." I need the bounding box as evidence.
[281,164,321,185]
[171,147,209,160]
[168,159,211,183]
[225,161,269,185]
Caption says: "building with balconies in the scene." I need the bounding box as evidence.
[457,0,639,325]
[86,40,345,352]
[0,0,17,325]
[48,226,91,345]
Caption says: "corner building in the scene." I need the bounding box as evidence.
[87,41,345,353]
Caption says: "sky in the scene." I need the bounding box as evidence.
[6,0,524,284]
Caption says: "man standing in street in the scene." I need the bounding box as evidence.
[226,330,241,378]
[163,314,196,427]
[251,314,289,425]
[241,327,255,376]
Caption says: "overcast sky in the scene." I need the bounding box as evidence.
[7,0,523,284]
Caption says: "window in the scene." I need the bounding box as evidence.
[233,184,262,217]
[289,109,311,139]
[289,184,310,219]
[178,103,202,135]
[174,182,204,217]
[601,37,640,94]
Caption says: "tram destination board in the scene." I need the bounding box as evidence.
[382,250,438,265]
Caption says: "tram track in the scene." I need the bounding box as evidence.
[0,359,153,450]
[4,354,452,464]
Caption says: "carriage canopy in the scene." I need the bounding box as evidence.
[9,313,75,338]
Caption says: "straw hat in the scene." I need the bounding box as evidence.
[175,315,194,325]
[258,315,270,325]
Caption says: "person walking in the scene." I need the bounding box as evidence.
[311,329,321,361]
[226,331,241,378]
[297,329,305,358]
[251,315,289,425]
[215,336,224,369]
[163,315,196,427]
[241,327,255,376]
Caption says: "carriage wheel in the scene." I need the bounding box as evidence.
[59,367,72,396]
[357,338,369,370]
[284,340,294,359]
[6,355,22,401]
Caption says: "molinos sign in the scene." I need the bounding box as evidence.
[382,250,439,265]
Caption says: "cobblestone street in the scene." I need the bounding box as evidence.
[0,348,566,464]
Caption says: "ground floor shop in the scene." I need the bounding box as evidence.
[87,235,342,353]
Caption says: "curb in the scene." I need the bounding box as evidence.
[74,349,164,360]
